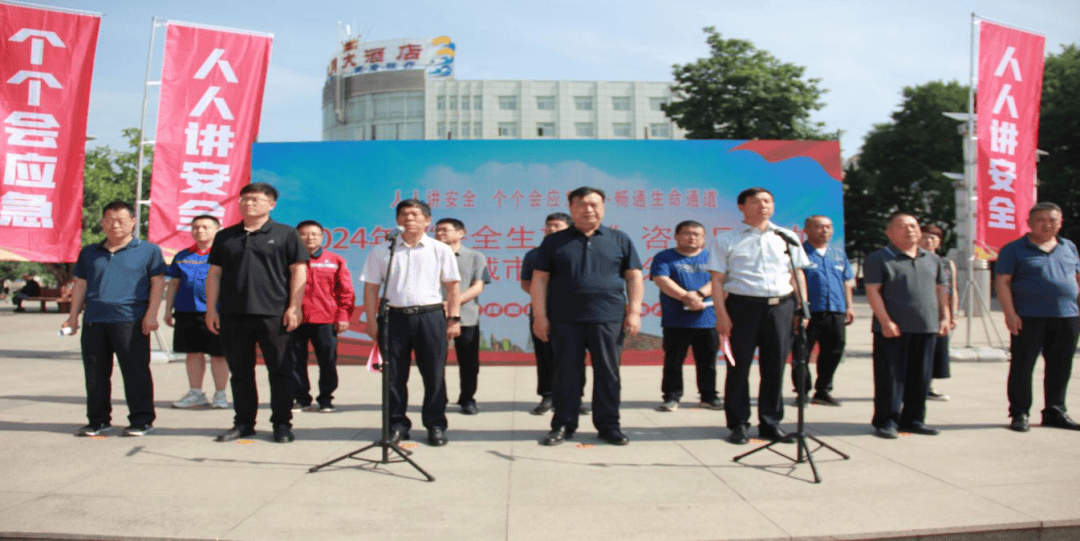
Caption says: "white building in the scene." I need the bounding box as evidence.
[321,37,685,141]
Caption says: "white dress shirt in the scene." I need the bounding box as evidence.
[707,222,811,297]
[360,233,461,307]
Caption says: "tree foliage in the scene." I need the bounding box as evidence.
[663,27,829,140]
[1035,44,1080,241]
[845,81,967,259]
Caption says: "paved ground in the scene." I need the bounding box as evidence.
[1,299,1078,541]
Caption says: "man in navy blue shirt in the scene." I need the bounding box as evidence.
[793,215,855,406]
[531,187,643,446]
[996,202,1080,432]
[650,220,721,412]
[64,201,166,437]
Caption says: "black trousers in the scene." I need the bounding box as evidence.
[661,327,719,401]
[81,321,155,427]
[386,310,448,431]
[931,333,951,379]
[725,295,794,431]
[792,312,847,395]
[871,332,935,429]
[550,320,623,432]
[532,318,586,398]
[290,323,338,407]
[220,315,294,428]
[1007,316,1079,419]
[454,325,481,405]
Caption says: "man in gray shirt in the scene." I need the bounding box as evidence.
[864,212,950,439]
[436,218,492,415]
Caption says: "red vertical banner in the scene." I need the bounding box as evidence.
[975,21,1045,259]
[148,22,272,259]
[0,3,100,262]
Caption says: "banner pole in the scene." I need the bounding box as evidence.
[964,12,978,347]
[134,16,163,238]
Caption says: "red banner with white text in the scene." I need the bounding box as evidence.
[0,3,100,262]
[148,22,272,260]
[975,20,1045,259]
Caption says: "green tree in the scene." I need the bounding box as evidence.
[848,81,968,253]
[1036,44,1080,241]
[663,27,829,140]
[842,164,888,273]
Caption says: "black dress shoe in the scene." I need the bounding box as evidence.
[460,402,480,415]
[727,426,749,445]
[531,397,553,415]
[759,426,794,443]
[598,429,630,445]
[540,426,573,446]
[387,429,410,444]
[875,426,899,439]
[1009,415,1030,432]
[214,425,256,442]
[1043,414,1080,430]
[272,424,295,443]
[427,427,448,446]
[900,422,940,436]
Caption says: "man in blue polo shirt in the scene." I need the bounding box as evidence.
[793,215,855,406]
[651,220,721,412]
[531,186,643,446]
[64,201,166,437]
[996,202,1080,433]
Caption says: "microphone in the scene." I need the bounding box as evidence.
[771,229,800,247]
[385,225,405,241]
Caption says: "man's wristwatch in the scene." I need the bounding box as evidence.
[447,315,461,323]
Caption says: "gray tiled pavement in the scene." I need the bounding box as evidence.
[1,299,1078,541]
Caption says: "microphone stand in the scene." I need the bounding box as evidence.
[308,230,435,481]
[733,233,849,483]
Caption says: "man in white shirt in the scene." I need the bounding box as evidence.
[709,187,810,445]
[360,199,461,447]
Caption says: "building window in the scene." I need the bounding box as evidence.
[498,122,519,137]
[612,123,631,137]
[574,96,593,111]
[498,96,517,110]
[461,96,470,110]
[575,122,595,137]
[474,96,482,110]
[449,96,458,110]
[537,122,556,137]
[649,122,671,138]
[536,96,556,110]
[436,122,446,139]
[474,121,482,137]
[462,123,471,138]
[612,97,631,111]
[649,97,668,111]
[436,96,445,110]
[450,123,459,139]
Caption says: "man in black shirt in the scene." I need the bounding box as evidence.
[206,183,308,443]
[13,274,41,312]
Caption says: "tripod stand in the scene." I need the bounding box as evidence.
[308,232,435,481]
[733,235,849,483]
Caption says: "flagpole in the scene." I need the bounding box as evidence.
[963,12,978,347]
[134,16,164,238]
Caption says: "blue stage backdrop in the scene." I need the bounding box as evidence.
[251,140,843,365]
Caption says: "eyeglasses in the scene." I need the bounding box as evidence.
[239,196,273,205]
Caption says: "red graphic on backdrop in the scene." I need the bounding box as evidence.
[731,140,843,182]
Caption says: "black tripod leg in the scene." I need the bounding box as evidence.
[308,441,379,473]
[806,434,851,460]
[797,437,822,483]
[733,438,783,462]
[388,443,436,482]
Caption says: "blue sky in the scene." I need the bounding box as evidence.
[24,0,1080,158]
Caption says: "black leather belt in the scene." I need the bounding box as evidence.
[388,303,443,315]
[727,293,793,306]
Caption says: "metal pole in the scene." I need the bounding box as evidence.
[134,16,163,238]
[964,12,979,347]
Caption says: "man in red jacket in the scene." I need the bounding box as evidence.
[290,220,356,413]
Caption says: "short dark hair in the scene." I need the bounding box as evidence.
[737,187,773,205]
[1030,202,1062,215]
[435,218,465,232]
[886,211,917,227]
[675,220,704,234]
[920,224,944,238]
[545,212,572,226]
[296,220,323,231]
[102,201,135,217]
[804,215,830,228]
[567,186,605,204]
[190,214,220,227]
[240,182,278,201]
[396,199,432,218]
